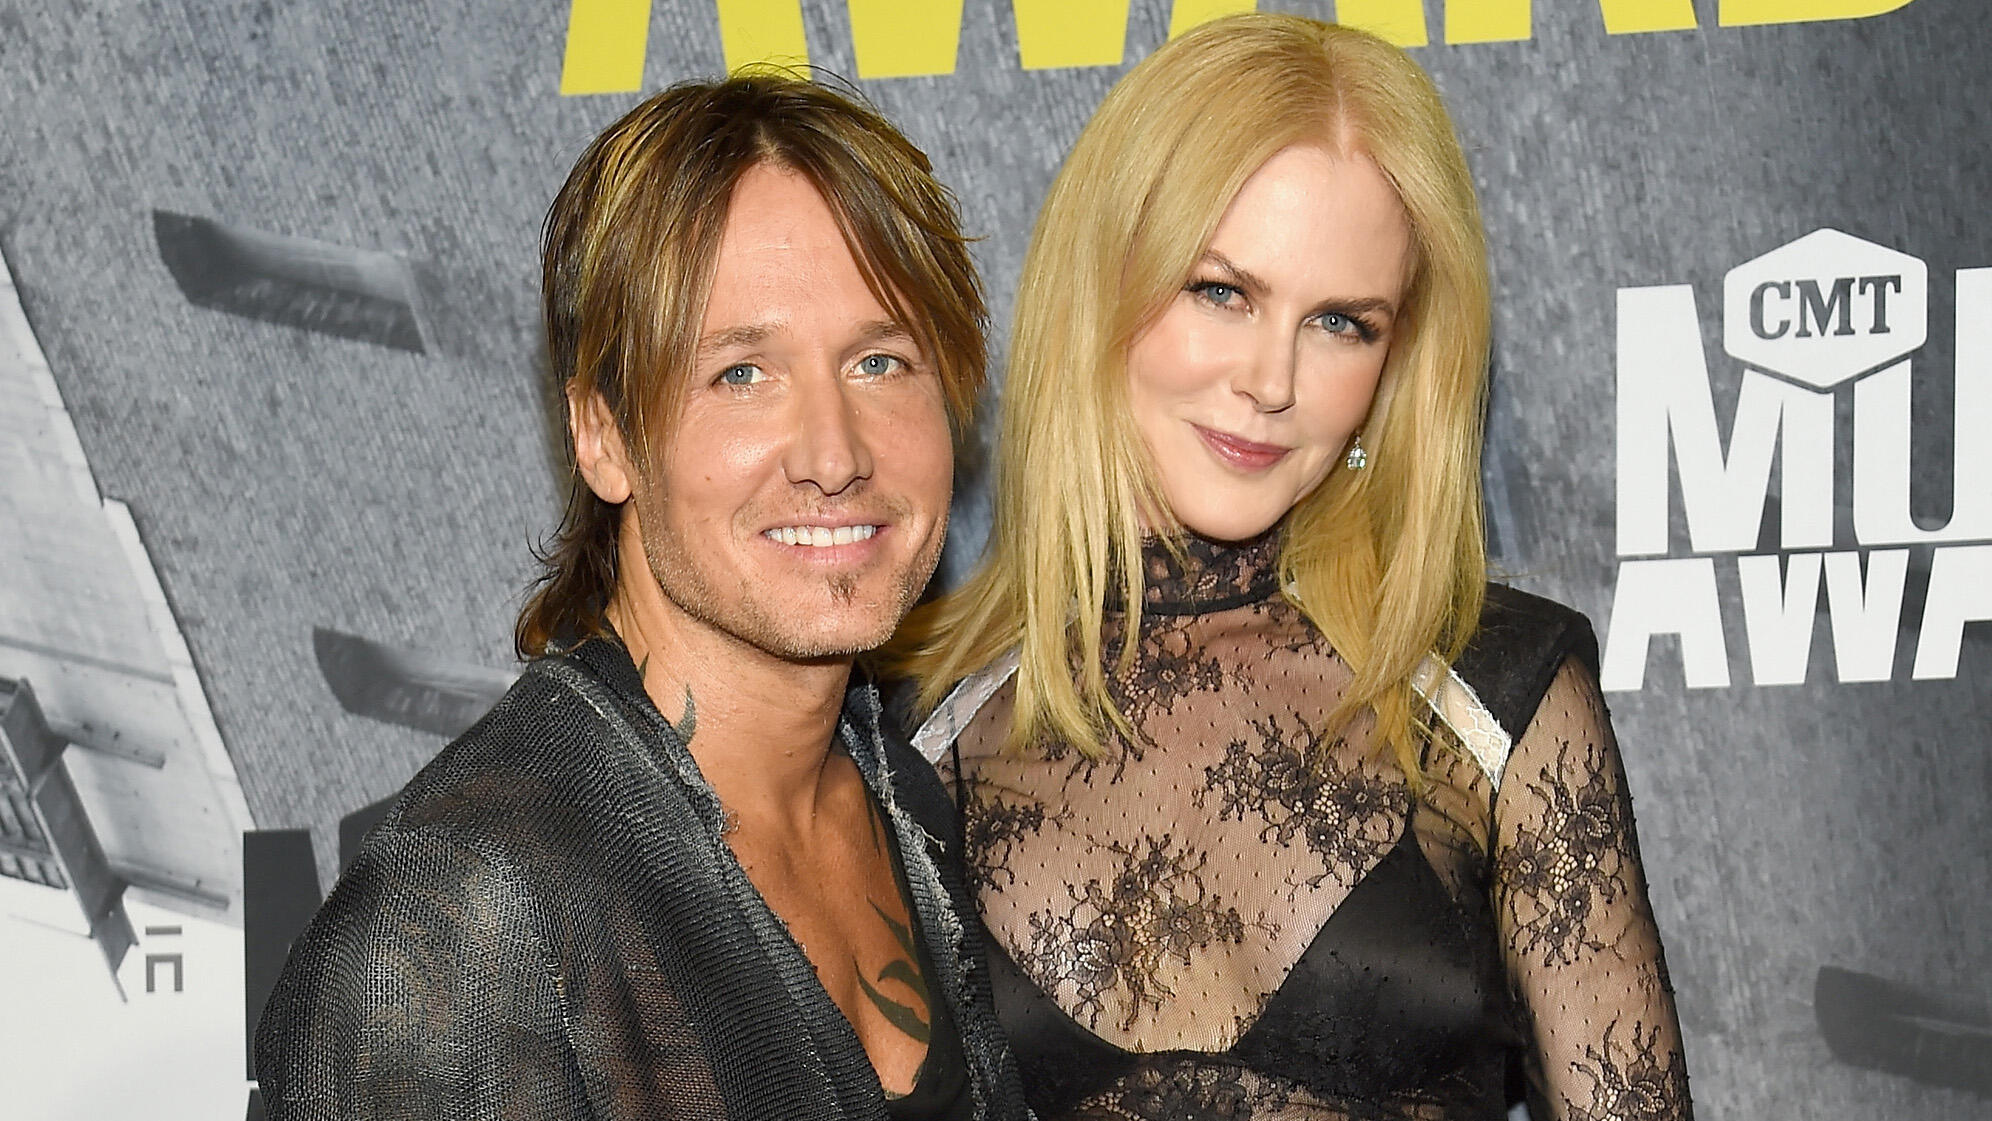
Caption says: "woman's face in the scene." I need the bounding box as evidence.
[1125,143,1412,542]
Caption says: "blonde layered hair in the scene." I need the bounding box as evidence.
[892,15,1490,780]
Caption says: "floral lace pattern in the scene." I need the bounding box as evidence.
[1068,1058,1289,1121]
[1200,714,1409,892]
[1022,833,1250,1033]
[961,781,1057,895]
[1137,531,1283,614]
[1053,613,1236,781]
[1109,617,1231,730]
[1565,1021,1692,1121]
[1247,597,1333,661]
[1497,740,1635,967]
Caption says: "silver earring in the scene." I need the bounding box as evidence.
[1345,431,1368,471]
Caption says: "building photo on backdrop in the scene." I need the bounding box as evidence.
[0,0,1986,1118]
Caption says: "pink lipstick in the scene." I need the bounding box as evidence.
[1194,425,1290,472]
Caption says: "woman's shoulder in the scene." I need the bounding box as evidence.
[1449,583,1600,745]
[901,648,1021,765]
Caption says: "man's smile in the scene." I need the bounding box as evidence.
[761,523,882,547]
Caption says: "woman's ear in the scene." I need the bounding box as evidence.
[568,386,635,504]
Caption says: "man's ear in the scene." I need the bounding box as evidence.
[569,385,635,504]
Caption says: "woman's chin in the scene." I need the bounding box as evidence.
[1171,506,1287,544]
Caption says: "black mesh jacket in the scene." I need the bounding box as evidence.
[254,639,1033,1121]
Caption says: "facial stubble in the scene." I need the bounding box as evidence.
[633,483,946,661]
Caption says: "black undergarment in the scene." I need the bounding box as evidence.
[884,796,975,1121]
[987,823,1520,1119]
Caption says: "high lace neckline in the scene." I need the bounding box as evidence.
[1129,530,1284,616]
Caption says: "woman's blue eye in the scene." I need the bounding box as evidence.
[858,353,901,377]
[1194,282,1240,306]
[718,364,762,386]
[1318,311,1375,341]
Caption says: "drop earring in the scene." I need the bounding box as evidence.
[1345,431,1368,471]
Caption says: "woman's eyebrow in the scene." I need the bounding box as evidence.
[1205,249,1399,320]
[1313,295,1398,319]
[1200,250,1270,297]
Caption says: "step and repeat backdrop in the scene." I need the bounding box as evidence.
[0,1,1985,1118]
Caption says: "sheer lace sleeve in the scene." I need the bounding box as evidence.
[1491,659,1693,1121]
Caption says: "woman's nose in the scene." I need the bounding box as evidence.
[1232,330,1298,413]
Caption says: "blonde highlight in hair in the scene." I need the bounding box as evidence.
[889,15,1489,782]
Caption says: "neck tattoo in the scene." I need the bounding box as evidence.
[663,685,697,746]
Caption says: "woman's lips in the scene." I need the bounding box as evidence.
[1193,424,1290,472]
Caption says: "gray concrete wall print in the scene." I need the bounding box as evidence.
[0,1,1985,1118]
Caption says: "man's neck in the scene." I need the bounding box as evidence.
[603,577,855,838]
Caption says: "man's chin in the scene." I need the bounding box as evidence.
[652,538,936,663]
[762,559,933,648]
[760,610,903,662]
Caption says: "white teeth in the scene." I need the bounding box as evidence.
[763,524,878,547]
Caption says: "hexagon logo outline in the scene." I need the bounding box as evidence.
[1722,228,1927,390]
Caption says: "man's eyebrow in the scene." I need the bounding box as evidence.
[694,319,916,359]
[853,318,916,344]
[695,323,773,358]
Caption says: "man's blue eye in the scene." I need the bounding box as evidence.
[858,354,900,376]
[719,364,761,386]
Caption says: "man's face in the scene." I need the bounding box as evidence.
[618,163,953,661]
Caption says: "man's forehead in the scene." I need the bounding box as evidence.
[715,164,845,255]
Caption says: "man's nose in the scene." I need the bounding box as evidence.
[782,368,872,495]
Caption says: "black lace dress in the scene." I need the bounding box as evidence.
[935,534,1691,1121]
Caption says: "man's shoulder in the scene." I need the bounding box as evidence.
[384,654,618,814]
[278,653,699,990]
[354,651,695,881]
[871,695,958,841]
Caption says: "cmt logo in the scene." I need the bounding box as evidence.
[559,0,1922,94]
[1603,229,1992,692]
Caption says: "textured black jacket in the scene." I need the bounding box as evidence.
[255,639,1032,1120]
